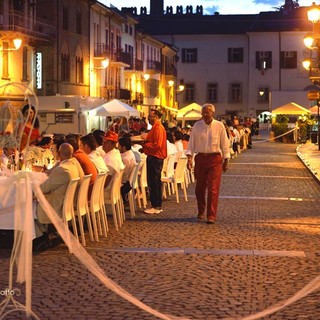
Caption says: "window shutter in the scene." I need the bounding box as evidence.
[256,52,260,69]
[228,48,232,62]
[182,49,186,63]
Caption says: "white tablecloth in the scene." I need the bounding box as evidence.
[0,171,48,239]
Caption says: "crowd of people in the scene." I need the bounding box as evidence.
[0,103,258,249]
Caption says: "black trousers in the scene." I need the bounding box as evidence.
[146,155,164,208]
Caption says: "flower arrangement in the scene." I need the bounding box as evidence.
[24,146,55,168]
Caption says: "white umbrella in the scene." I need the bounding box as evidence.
[93,99,140,118]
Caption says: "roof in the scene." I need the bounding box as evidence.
[126,6,313,36]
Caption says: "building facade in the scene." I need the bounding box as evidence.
[131,0,313,118]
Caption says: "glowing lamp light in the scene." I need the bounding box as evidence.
[168,80,174,87]
[307,2,320,23]
[143,73,150,81]
[302,59,311,70]
[13,38,22,50]
[303,34,315,48]
[178,84,185,91]
[101,59,109,69]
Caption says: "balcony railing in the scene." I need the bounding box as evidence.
[164,64,177,76]
[119,88,131,100]
[94,44,132,66]
[94,43,109,57]
[146,60,162,73]
[1,10,55,42]
[135,58,143,71]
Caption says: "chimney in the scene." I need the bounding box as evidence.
[150,0,164,16]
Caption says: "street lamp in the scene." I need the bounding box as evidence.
[304,2,320,150]
[0,37,22,52]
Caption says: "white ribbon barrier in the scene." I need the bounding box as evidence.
[2,171,320,320]
[1,171,189,320]
[252,127,297,144]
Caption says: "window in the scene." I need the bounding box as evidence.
[63,6,69,30]
[207,83,218,102]
[129,26,133,35]
[228,48,244,63]
[230,83,242,103]
[125,24,128,33]
[181,48,197,63]
[116,35,121,50]
[61,53,70,82]
[257,87,269,103]
[75,57,83,84]
[76,11,82,34]
[185,83,195,102]
[255,51,272,70]
[280,51,297,69]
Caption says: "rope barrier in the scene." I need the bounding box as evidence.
[252,128,298,144]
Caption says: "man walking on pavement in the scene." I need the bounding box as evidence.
[140,109,167,214]
[186,104,230,224]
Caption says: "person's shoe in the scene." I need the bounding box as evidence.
[197,213,205,220]
[144,207,162,215]
[206,217,215,224]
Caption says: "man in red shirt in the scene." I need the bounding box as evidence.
[140,109,167,214]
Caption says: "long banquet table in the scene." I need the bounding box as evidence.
[0,171,48,240]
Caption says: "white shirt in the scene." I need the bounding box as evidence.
[121,150,137,182]
[167,141,178,156]
[186,119,231,159]
[103,148,124,177]
[88,150,108,173]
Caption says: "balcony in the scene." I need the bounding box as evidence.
[132,92,144,105]
[135,58,144,71]
[1,10,55,43]
[94,43,109,58]
[119,88,131,100]
[164,64,177,77]
[146,60,162,73]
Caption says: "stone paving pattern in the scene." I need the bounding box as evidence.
[1,138,320,320]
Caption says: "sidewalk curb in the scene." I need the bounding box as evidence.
[296,143,320,185]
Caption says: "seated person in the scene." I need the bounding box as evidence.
[80,134,108,174]
[36,143,82,234]
[66,135,98,198]
[102,131,124,190]
[118,136,137,201]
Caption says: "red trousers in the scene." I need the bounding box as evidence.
[194,153,223,219]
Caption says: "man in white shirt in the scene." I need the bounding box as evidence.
[186,104,230,224]
[79,134,108,174]
[118,136,137,201]
[102,131,124,189]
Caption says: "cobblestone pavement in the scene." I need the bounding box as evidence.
[1,139,320,320]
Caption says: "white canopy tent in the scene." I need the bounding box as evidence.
[176,102,202,127]
[271,102,310,115]
[92,99,140,118]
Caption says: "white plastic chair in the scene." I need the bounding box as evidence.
[105,170,124,231]
[162,154,176,197]
[161,157,188,203]
[127,163,140,218]
[89,172,108,241]
[138,159,148,208]
[62,177,80,252]
[75,174,93,246]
